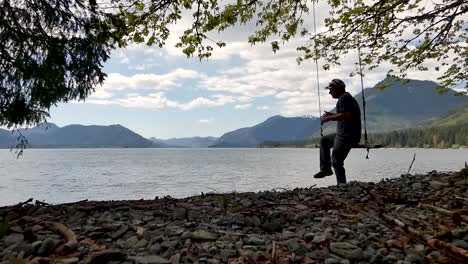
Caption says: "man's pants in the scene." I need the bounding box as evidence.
[320,133,353,184]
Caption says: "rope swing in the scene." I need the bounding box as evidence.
[312,0,323,137]
[312,0,373,159]
[356,31,370,159]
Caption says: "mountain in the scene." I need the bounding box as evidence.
[366,102,468,148]
[319,78,468,135]
[422,101,468,127]
[215,78,467,147]
[0,124,163,148]
[360,78,468,131]
[210,115,320,147]
[150,136,218,148]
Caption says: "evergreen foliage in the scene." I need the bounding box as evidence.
[260,102,468,148]
[1,0,466,130]
[0,0,118,129]
[115,0,467,90]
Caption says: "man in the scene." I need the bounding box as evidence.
[313,79,361,184]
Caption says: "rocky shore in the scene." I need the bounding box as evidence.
[1,168,468,264]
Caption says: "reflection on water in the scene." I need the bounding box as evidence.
[0,148,467,206]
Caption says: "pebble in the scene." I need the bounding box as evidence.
[329,242,364,260]
[0,170,466,263]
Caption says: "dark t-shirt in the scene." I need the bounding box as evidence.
[336,92,361,143]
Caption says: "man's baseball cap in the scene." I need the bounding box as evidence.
[325,79,346,90]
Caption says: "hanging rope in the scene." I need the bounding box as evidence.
[354,5,370,159]
[312,0,322,136]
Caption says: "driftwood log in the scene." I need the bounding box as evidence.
[45,222,78,255]
[382,213,468,262]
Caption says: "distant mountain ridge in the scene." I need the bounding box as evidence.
[1,78,465,149]
[318,78,468,136]
[360,78,467,131]
[210,116,320,147]
[0,124,164,148]
[216,78,467,147]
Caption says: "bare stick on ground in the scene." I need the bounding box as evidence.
[407,153,416,174]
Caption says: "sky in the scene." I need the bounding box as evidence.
[47,2,465,139]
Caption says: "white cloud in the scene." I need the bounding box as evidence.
[234,104,252,110]
[128,63,159,71]
[198,118,213,123]
[90,89,113,99]
[85,92,241,111]
[99,69,205,95]
[95,1,458,117]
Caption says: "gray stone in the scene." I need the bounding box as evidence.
[192,230,217,241]
[426,250,441,261]
[126,236,140,248]
[111,225,129,239]
[187,210,201,221]
[149,244,161,255]
[411,182,422,189]
[173,208,187,220]
[136,239,148,248]
[232,214,245,225]
[429,181,449,188]
[377,247,388,256]
[38,238,59,256]
[329,242,364,260]
[4,234,24,245]
[245,236,264,245]
[53,257,79,264]
[242,245,261,251]
[164,226,184,236]
[312,233,331,244]
[261,221,282,233]
[413,244,425,253]
[32,240,42,252]
[251,216,261,227]
[129,255,171,264]
[304,232,315,242]
[383,254,399,262]
[9,226,23,233]
[169,253,180,264]
[453,239,468,249]
[160,240,178,249]
[220,249,237,262]
[180,231,192,240]
[287,239,301,252]
[404,253,423,263]
[282,230,297,239]
[324,257,339,264]
[306,248,329,260]
[16,243,34,257]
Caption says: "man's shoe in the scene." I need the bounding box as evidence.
[313,170,333,179]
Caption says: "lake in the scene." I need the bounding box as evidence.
[1,148,467,206]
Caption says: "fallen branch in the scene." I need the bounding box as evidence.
[14,198,33,208]
[455,196,468,202]
[35,200,50,206]
[434,227,468,239]
[45,222,78,255]
[382,213,468,261]
[271,240,276,264]
[86,249,127,264]
[419,203,468,223]
[407,153,416,174]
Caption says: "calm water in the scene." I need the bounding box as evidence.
[1,148,467,206]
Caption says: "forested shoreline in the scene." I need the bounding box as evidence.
[258,123,468,149]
